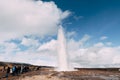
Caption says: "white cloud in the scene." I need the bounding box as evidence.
[113,56,120,64]
[106,42,112,46]
[0,0,70,42]
[70,43,120,68]
[73,15,84,21]
[0,34,120,67]
[67,31,76,38]
[0,0,120,68]
[79,34,90,45]
[93,42,104,47]
[100,36,108,40]
[38,39,57,51]
[0,42,19,53]
[21,37,40,48]
[0,0,70,66]
[67,34,90,51]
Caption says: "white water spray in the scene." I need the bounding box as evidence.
[57,26,74,71]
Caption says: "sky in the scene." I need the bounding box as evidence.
[0,0,120,68]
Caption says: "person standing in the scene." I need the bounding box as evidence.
[20,65,23,74]
[6,66,10,78]
[12,66,16,76]
[3,66,5,72]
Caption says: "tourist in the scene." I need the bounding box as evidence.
[5,66,10,77]
[10,68,13,74]
[12,65,16,76]
[17,66,21,74]
[3,66,5,72]
[20,65,23,74]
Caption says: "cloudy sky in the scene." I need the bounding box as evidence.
[0,0,120,68]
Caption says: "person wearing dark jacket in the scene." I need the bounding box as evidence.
[6,66,10,77]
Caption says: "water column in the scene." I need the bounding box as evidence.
[57,26,69,71]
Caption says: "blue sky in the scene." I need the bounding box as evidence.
[43,0,120,46]
[0,0,120,67]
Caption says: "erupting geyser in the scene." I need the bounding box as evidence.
[57,26,74,71]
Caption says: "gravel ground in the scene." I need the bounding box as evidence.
[1,68,120,80]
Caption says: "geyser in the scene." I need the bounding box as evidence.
[57,26,74,71]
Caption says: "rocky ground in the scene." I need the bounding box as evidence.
[0,67,120,80]
[0,62,120,80]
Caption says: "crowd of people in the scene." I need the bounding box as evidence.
[5,65,30,78]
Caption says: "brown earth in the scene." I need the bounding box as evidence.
[0,62,120,80]
[0,67,120,80]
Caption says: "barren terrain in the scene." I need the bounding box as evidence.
[0,62,120,80]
